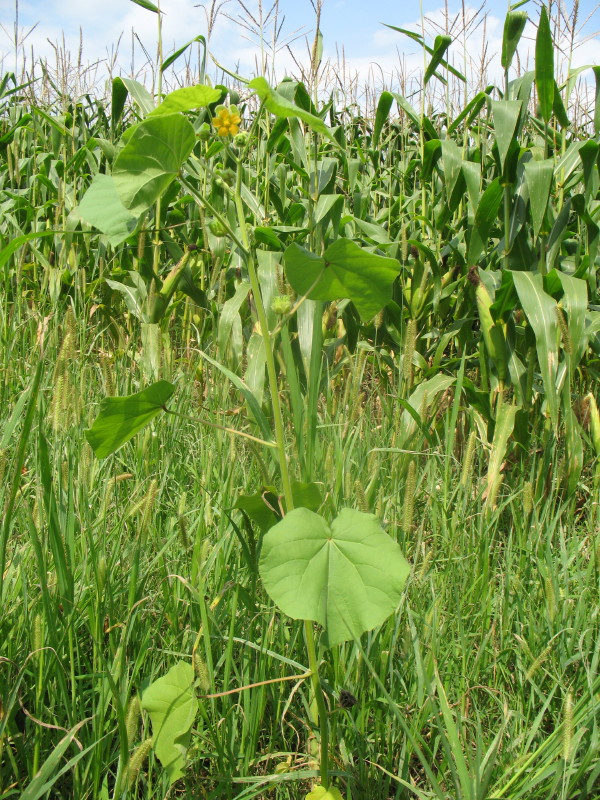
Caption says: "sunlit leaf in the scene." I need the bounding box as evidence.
[149,84,222,116]
[259,507,410,649]
[113,114,195,214]
[85,381,175,458]
[141,661,198,783]
[284,239,400,322]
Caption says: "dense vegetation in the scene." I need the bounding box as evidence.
[1,2,600,798]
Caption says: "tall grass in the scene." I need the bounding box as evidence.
[1,1,600,798]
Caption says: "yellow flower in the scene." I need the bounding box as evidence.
[212,106,242,137]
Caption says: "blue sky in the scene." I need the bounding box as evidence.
[1,0,598,92]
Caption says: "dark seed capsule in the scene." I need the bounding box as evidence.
[339,690,358,709]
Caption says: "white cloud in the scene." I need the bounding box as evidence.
[0,0,597,112]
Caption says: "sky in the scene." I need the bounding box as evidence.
[1,0,599,97]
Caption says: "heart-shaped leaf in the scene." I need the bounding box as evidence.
[141,661,198,783]
[305,786,345,800]
[112,114,195,215]
[75,173,138,245]
[259,508,410,648]
[85,380,175,458]
[284,239,400,322]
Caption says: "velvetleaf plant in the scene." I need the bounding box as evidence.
[82,74,410,797]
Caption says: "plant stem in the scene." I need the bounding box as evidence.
[233,160,293,508]
[233,152,330,788]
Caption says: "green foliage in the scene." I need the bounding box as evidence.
[259,508,410,648]
[141,661,198,783]
[284,239,400,322]
[112,114,196,214]
[1,4,600,797]
[85,380,175,457]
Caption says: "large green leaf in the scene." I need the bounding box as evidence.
[85,380,176,458]
[259,508,410,649]
[149,84,222,116]
[249,77,332,139]
[284,239,400,322]
[512,271,559,425]
[112,114,195,215]
[467,177,503,265]
[75,173,137,245]
[491,100,522,172]
[141,661,198,783]
[524,158,553,240]
[535,5,554,122]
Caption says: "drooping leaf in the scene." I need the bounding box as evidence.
[129,0,160,12]
[391,92,438,139]
[111,77,128,130]
[120,77,155,115]
[545,269,588,369]
[259,507,410,649]
[249,77,332,139]
[501,10,528,70]
[373,91,393,149]
[149,84,222,116]
[447,88,492,135]
[112,114,195,215]
[535,6,554,122]
[141,661,198,783]
[85,380,176,458]
[161,35,206,72]
[75,173,138,246]
[105,271,148,320]
[284,239,400,322]
[424,35,452,86]
[234,486,281,531]
[384,25,466,82]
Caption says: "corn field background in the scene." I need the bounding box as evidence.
[1,0,600,798]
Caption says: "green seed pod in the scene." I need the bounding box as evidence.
[197,122,211,141]
[233,131,249,147]
[209,219,228,237]
[271,295,293,316]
